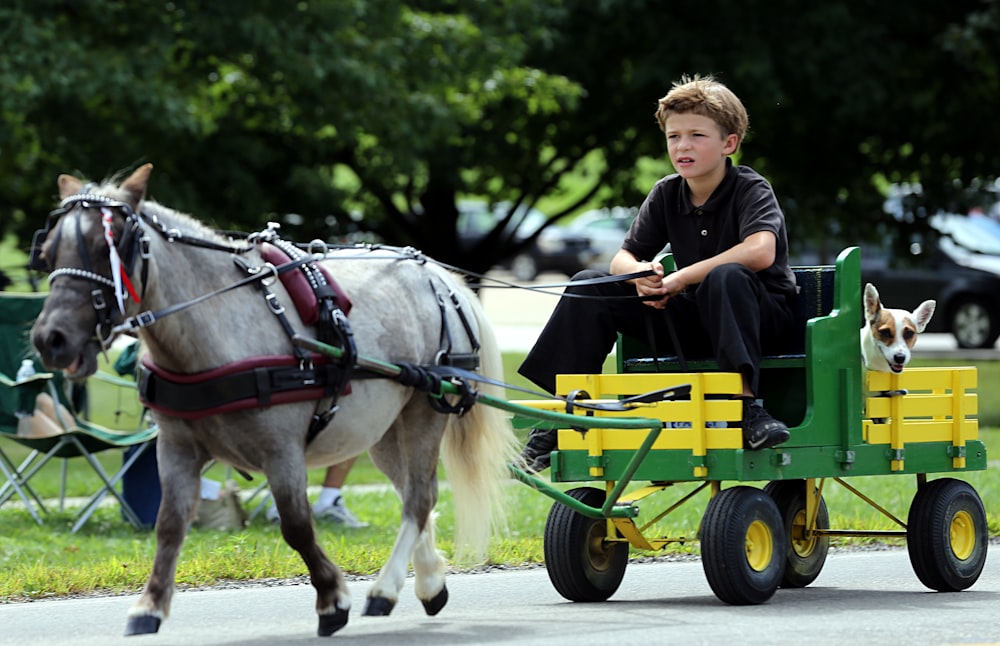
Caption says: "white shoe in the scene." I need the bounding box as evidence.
[265,502,280,524]
[312,496,369,528]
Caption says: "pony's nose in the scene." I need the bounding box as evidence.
[32,325,71,369]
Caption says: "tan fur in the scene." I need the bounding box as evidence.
[860,283,936,373]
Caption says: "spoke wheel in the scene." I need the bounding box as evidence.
[951,299,999,349]
[544,487,628,602]
[907,478,987,591]
[701,486,786,605]
[764,480,830,588]
[510,254,539,282]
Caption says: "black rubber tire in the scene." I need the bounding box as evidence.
[907,478,988,591]
[510,253,539,282]
[950,298,1000,349]
[543,487,628,602]
[701,486,786,605]
[764,480,830,588]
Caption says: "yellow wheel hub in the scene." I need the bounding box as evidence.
[586,521,612,571]
[789,509,817,557]
[950,510,976,561]
[745,520,774,571]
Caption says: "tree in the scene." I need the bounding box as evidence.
[523,0,1000,260]
[0,0,581,275]
[2,0,998,277]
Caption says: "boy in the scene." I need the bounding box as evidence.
[517,74,797,473]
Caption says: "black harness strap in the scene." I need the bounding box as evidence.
[138,360,348,415]
[428,278,480,371]
[233,247,356,444]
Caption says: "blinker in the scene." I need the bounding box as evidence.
[28,228,49,271]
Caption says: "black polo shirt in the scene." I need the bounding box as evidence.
[622,159,797,298]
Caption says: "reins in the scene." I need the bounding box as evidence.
[37,194,672,423]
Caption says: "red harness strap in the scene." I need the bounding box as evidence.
[137,353,349,420]
[260,243,352,324]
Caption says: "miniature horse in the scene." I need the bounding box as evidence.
[30,164,517,637]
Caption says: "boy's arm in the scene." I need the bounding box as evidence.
[610,231,777,310]
[673,230,776,288]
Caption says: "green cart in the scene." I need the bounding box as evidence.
[507,246,988,605]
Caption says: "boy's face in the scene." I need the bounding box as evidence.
[664,113,738,181]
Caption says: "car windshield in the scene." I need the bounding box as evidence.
[458,201,546,240]
[931,214,1000,256]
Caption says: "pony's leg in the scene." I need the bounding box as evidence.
[267,454,351,637]
[363,410,448,616]
[412,520,449,615]
[125,437,203,636]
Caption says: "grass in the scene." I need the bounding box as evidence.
[1,351,998,602]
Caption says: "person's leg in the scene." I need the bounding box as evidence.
[696,264,794,449]
[517,270,641,472]
[317,458,356,497]
[516,271,713,472]
[518,270,642,395]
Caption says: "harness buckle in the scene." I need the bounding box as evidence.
[134,310,157,328]
[139,234,152,259]
[91,288,107,311]
[260,262,278,286]
[265,291,285,315]
[307,239,329,256]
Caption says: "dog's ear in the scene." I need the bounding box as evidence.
[912,299,936,333]
[863,283,882,322]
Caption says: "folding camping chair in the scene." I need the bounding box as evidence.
[0,292,159,533]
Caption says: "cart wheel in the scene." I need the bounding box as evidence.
[544,487,628,602]
[907,478,987,591]
[764,480,830,588]
[701,486,786,605]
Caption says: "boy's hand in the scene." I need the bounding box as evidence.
[636,261,671,309]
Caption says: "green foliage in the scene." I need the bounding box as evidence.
[4,2,996,276]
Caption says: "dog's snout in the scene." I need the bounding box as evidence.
[893,353,907,365]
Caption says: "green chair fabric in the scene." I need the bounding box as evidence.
[0,292,158,532]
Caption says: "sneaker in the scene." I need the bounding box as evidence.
[741,399,790,450]
[265,502,281,524]
[313,496,369,528]
[516,428,558,474]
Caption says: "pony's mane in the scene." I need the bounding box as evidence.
[94,178,229,244]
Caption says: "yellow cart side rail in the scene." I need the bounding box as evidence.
[864,367,978,471]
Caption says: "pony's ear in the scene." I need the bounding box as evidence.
[58,174,85,199]
[120,163,154,209]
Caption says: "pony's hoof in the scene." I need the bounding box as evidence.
[363,595,396,616]
[422,585,449,616]
[317,607,349,637]
[124,614,161,636]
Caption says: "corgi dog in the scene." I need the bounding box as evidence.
[860,283,936,373]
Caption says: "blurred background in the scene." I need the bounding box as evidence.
[2,0,999,336]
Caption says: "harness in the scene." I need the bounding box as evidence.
[34,196,486,440]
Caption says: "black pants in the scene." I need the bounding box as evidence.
[518,263,795,396]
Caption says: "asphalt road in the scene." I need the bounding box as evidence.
[1,546,998,645]
[3,273,994,645]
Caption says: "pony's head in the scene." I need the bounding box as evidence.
[31,164,153,379]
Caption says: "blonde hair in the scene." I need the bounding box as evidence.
[655,74,749,148]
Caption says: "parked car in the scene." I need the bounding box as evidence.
[456,200,595,281]
[861,213,1000,349]
[566,207,637,271]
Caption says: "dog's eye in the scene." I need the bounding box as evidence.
[878,329,893,340]
[903,329,915,341]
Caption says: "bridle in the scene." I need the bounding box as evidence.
[30,188,257,353]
